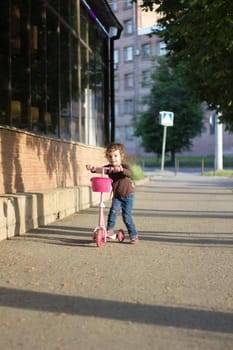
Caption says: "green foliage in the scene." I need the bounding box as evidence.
[130,163,145,181]
[134,57,204,159]
[134,0,233,130]
[136,155,233,170]
[202,170,233,177]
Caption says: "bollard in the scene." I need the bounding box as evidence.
[175,159,179,176]
[201,159,205,174]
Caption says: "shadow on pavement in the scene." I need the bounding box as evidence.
[0,286,232,334]
[139,231,233,247]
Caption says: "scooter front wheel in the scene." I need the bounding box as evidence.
[96,228,105,247]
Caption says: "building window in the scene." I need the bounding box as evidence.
[124,0,133,9]
[125,126,134,140]
[124,19,133,35]
[141,43,151,60]
[110,0,118,12]
[140,96,149,112]
[124,99,134,114]
[115,100,120,118]
[142,70,151,86]
[114,76,119,90]
[124,73,134,89]
[123,46,133,62]
[114,49,119,64]
[114,48,119,69]
[156,41,167,56]
[115,126,121,141]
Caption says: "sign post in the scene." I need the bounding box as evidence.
[159,111,174,172]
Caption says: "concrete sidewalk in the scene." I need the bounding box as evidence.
[0,171,233,350]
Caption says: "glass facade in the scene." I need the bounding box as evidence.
[0,0,111,146]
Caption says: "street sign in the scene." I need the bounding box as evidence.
[159,111,174,127]
[159,111,174,172]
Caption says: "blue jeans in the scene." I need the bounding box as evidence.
[107,193,138,238]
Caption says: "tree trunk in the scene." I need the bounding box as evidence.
[171,150,175,166]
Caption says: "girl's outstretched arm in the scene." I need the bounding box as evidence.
[86,165,112,174]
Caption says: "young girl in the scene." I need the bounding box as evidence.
[86,143,139,244]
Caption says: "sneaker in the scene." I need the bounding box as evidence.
[117,229,125,242]
[130,236,139,244]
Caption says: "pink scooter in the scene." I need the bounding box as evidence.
[90,167,125,247]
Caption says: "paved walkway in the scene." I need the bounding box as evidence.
[0,170,233,350]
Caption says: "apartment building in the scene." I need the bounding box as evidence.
[109,0,233,157]
[109,0,163,155]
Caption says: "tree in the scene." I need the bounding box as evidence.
[133,0,233,130]
[134,57,204,162]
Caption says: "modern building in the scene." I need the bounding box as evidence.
[0,0,122,240]
[109,1,233,157]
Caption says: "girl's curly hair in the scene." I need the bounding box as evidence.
[105,143,126,162]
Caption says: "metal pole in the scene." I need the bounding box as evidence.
[175,158,179,176]
[201,158,205,174]
[161,125,167,172]
[215,113,223,170]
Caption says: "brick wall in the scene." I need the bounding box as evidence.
[0,127,106,194]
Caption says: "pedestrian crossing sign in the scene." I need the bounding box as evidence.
[159,111,174,126]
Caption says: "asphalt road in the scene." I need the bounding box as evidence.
[0,170,233,350]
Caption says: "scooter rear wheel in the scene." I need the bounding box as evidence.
[96,228,105,247]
